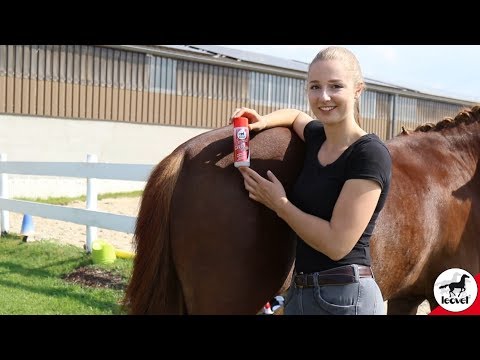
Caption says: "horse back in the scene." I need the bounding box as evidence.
[170,125,305,314]
[372,133,480,302]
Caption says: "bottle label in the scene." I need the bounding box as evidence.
[233,126,250,164]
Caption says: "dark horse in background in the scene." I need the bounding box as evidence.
[125,106,480,315]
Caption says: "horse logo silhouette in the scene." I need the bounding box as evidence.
[236,128,247,140]
[439,274,469,297]
[434,268,478,312]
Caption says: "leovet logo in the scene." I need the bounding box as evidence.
[440,295,470,305]
[434,268,478,312]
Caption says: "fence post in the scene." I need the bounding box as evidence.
[0,153,9,235]
[390,94,399,140]
[85,154,98,253]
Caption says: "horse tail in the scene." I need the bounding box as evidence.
[124,148,186,314]
[439,284,448,289]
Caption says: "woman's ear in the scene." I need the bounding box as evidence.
[354,83,364,99]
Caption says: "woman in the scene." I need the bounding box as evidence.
[231,46,392,315]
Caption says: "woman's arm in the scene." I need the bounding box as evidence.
[231,107,313,141]
[277,178,381,260]
[240,166,382,261]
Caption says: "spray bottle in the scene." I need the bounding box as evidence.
[233,116,250,168]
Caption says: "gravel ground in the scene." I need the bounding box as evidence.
[6,195,431,315]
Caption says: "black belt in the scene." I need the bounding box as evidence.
[293,265,373,288]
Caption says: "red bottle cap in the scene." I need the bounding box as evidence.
[233,116,249,128]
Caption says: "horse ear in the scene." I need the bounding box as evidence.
[401,126,410,136]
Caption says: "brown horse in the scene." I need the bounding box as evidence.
[124,105,480,315]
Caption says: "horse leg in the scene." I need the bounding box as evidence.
[387,296,425,315]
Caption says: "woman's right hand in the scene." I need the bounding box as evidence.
[230,107,268,132]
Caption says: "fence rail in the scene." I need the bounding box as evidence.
[0,198,136,233]
[0,153,154,252]
[0,162,153,180]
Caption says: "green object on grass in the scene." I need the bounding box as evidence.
[91,240,117,265]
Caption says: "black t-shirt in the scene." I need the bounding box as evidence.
[289,120,392,273]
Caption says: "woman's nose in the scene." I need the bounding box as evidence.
[318,89,331,101]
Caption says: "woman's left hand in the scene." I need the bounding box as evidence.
[239,167,287,213]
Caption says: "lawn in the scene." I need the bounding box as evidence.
[0,233,133,315]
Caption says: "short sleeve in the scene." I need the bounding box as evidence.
[345,139,392,190]
[303,120,324,144]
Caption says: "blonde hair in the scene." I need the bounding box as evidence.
[308,46,364,125]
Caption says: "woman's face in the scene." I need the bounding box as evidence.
[307,59,360,125]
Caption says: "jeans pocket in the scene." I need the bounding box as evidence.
[313,283,359,315]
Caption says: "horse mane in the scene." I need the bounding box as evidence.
[401,105,480,135]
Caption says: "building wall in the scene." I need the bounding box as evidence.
[0,45,308,129]
[1,45,473,142]
[0,114,209,197]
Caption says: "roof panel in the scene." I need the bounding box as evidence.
[187,45,308,72]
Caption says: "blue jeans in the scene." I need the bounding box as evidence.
[284,264,385,315]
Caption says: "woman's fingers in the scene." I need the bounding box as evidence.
[266,170,280,185]
[243,167,264,183]
[243,173,256,185]
[230,107,249,122]
[244,179,255,193]
[241,167,271,188]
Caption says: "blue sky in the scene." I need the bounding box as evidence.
[221,45,480,103]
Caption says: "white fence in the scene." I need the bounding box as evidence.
[0,153,154,252]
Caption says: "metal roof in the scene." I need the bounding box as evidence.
[158,45,207,55]
[159,46,434,92]
[186,45,309,72]
[120,45,475,106]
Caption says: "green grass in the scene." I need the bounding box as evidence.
[0,233,133,315]
[15,190,143,206]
